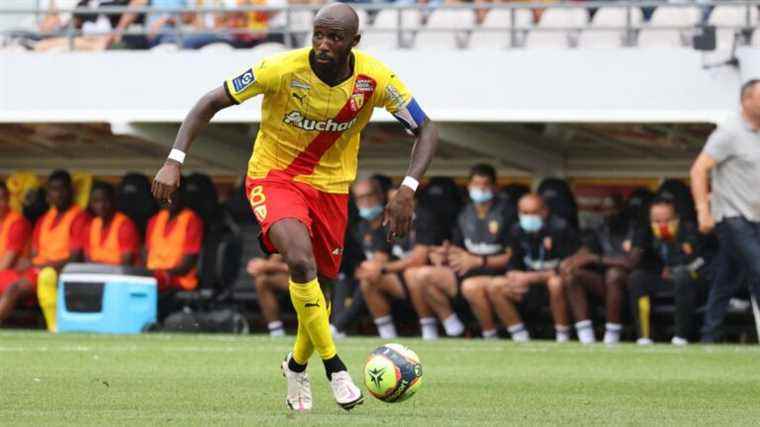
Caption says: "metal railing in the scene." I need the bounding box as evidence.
[0,1,758,50]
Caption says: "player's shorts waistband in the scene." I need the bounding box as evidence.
[246,170,350,195]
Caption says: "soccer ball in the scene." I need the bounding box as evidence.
[363,343,423,403]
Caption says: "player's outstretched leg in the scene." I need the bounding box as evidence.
[270,219,363,411]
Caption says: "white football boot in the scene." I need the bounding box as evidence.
[330,370,364,410]
[281,353,312,412]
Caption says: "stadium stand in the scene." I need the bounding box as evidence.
[5,1,757,51]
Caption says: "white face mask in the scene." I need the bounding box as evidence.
[519,214,543,233]
[469,187,493,204]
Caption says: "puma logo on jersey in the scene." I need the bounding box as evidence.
[283,111,358,132]
[292,93,306,104]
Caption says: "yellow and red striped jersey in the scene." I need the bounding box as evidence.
[224,47,427,194]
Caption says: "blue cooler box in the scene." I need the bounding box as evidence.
[57,263,157,334]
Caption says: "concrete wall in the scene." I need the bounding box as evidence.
[0,47,748,124]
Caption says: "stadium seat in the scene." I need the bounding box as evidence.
[414,9,476,50]
[525,8,590,49]
[199,42,234,52]
[469,9,532,49]
[150,43,180,52]
[360,9,421,49]
[117,173,158,235]
[580,7,643,48]
[638,6,701,48]
[709,6,757,50]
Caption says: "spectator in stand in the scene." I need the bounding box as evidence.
[144,0,198,48]
[220,0,289,48]
[0,170,90,331]
[84,182,140,266]
[691,79,760,343]
[0,181,33,325]
[483,193,576,342]
[145,181,203,319]
[628,197,706,345]
[37,0,82,35]
[406,164,513,340]
[247,254,290,336]
[35,0,148,51]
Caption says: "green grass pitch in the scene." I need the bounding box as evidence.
[2,331,759,426]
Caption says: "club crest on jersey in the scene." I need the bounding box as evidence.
[283,111,358,132]
[350,93,365,112]
[254,205,267,222]
[232,68,255,92]
[355,76,376,93]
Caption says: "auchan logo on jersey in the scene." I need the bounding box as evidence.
[283,111,358,132]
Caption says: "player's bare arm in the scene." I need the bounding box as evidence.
[690,152,717,234]
[152,86,235,203]
[384,118,439,240]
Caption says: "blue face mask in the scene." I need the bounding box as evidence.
[359,205,383,221]
[469,187,493,204]
[519,214,543,233]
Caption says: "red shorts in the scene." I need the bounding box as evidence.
[245,172,348,280]
[0,268,39,296]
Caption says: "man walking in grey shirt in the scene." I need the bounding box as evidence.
[690,79,760,342]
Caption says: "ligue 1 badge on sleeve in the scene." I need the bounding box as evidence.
[232,68,255,92]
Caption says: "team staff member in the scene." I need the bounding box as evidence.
[0,181,32,324]
[85,182,140,266]
[407,164,513,340]
[691,79,760,342]
[628,197,705,346]
[485,194,578,342]
[0,171,90,331]
[355,180,442,339]
[248,254,290,337]
[151,3,438,411]
[560,197,638,344]
[145,183,203,318]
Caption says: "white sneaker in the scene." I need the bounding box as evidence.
[671,336,689,346]
[637,337,653,346]
[330,370,364,411]
[281,353,312,412]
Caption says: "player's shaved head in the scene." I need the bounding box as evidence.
[518,193,546,215]
[314,3,359,36]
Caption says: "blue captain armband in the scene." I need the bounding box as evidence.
[392,98,428,135]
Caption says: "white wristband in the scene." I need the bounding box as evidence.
[168,148,186,164]
[401,176,419,192]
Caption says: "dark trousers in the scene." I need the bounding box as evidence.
[331,276,366,332]
[629,267,700,339]
[702,217,760,342]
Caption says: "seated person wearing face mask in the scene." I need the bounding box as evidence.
[406,164,513,340]
[477,193,578,342]
[628,197,706,346]
[356,180,444,339]
[559,195,637,345]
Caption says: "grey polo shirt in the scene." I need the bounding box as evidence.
[703,113,760,222]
